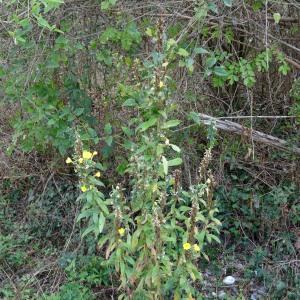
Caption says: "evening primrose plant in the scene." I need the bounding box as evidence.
[67,31,221,299]
[66,148,108,238]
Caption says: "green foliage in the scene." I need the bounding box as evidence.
[200,48,291,88]
[222,0,233,7]
[25,181,79,241]
[1,1,298,299]
[99,22,141,51]
[290,77,300,122]
[45,283,94,300]
[10,80,98,155]
[68,37,221,299]
[12,82,74,154]
[0,234,29,269]
[101,0,118,11]
[216,162,299,242]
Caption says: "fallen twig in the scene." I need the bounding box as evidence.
[198,113,300,156]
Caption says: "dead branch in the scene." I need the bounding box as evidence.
[199,114,300,156]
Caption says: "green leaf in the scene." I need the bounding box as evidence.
[178,48,189,57]
[195,4,208,20]
[96,50,113,65]
[104,123,112,135]
[222,0,233,7]
[95,198,109,215]
[186,57,194,72]
[43,0,64,12]
[278,64,290,75]
[82,225,97,238]
[123,98,137,107]
[77,209,97,221]
[196,230,206,243]
[98,236,109,248]
[121,126,133,137]
[209,234,221,243]
[105,135,113,146]
[145,27,153,37]
[131,229,141,250]
[156,144,164,156]
[167,38,177,49]
[170,144,181,153]
[206,56,217,68]
[208,2,218,13]
[213,66,228,77]
[168,157,182,167]
[136,117,157,132]
[194,47,209,54]
[273,13,281,24]
[0,66,5,78]
[48,0,64,3]
[74,108,84,116]
[36,16,53,30]
[101,0,117,10]
[162,156,168,175]
[161,119,181,129]
[98,213,105,233]
[188,111,201,125]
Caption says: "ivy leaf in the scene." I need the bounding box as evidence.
[222,0,233,7]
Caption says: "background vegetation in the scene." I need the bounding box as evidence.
[0,0,299,299]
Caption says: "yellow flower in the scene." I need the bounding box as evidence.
[93,151,98,156]
[159,81,164,88]
[193,244,200,252]
[95,172,101,178]
[78,158,83,164]
[162,62,169,68]
[82,150,92,159]
[183,242,191,250]
[66,157,72,164]
[81,185,88,192]
[118,228,125,236]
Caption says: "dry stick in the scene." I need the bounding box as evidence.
[217,115,297,119]
[198,113,300,156]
